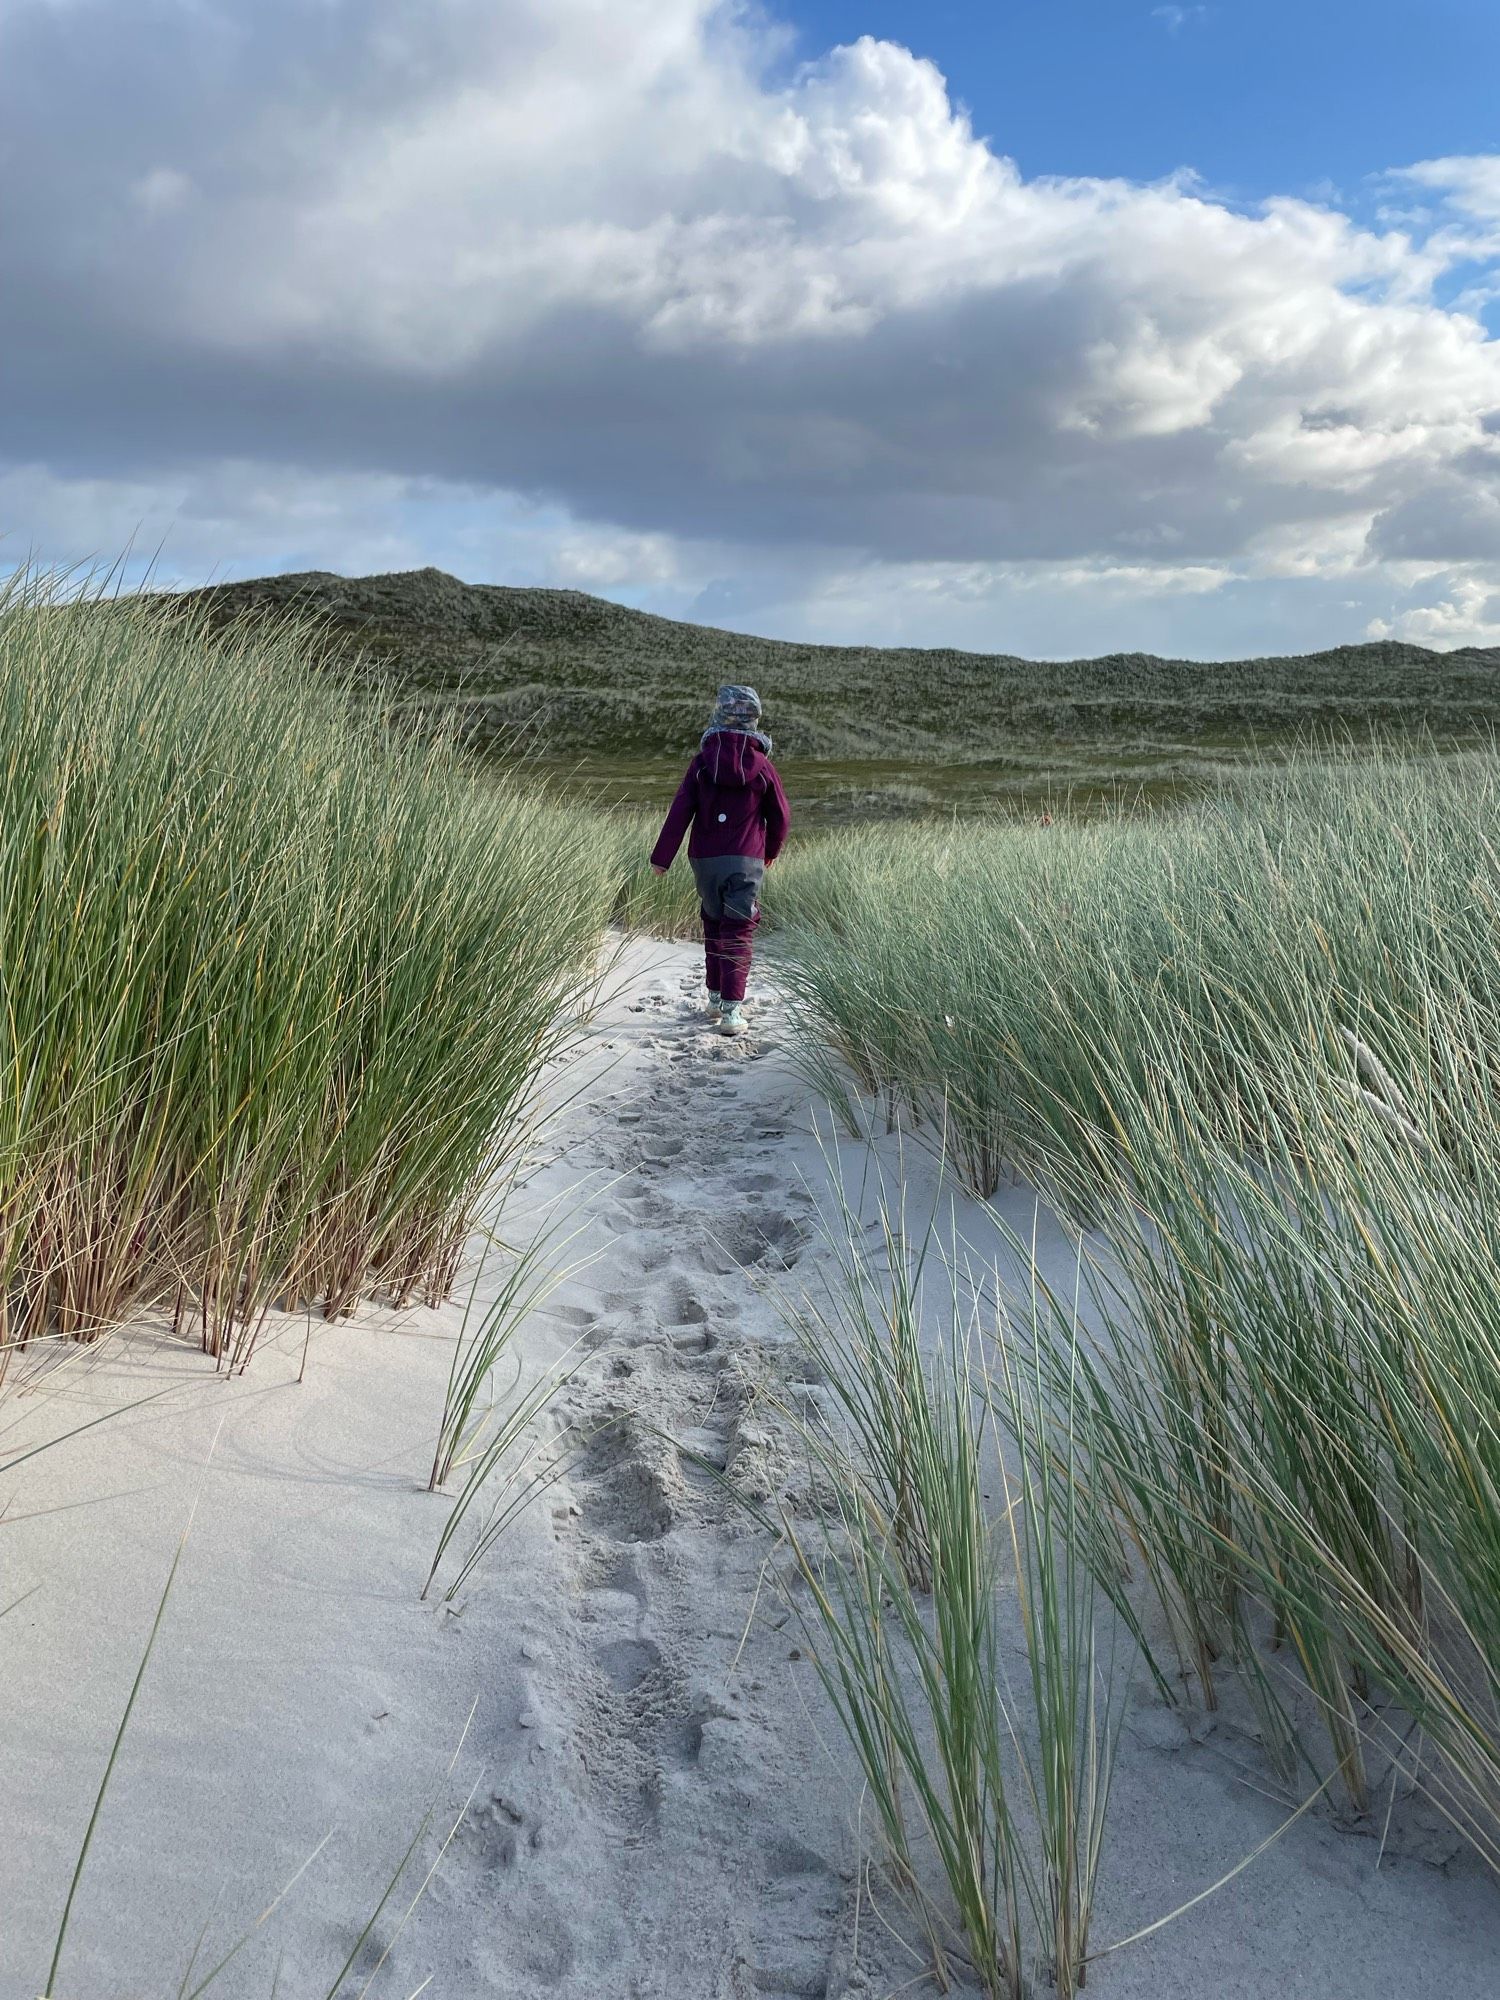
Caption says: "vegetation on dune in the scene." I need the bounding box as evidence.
[778,1166,1118,2000]
[773,747,1500,1193]
[1034,1026,1500,1867]
[11,549,1500,1976]
[175,566,1500,815]
[765,746,1500,1879]
[0,574,604,1371]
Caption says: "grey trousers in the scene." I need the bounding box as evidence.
[690,854,764,1001]
[689,853,765,922]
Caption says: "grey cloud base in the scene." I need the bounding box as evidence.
[3,0,1500,646]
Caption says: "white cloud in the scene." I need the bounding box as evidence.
[0,456,724,606]
[551,530,681,589]
[129,166,193,216]
[1,0,1499,652]
[1397,155,1500,224]
[818,557,1232,604]
[0,460,454,583]
[1367,571,1500,647]
[1151,6,1209,33]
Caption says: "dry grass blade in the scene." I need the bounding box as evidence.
[429,1188,595,1493]
[44,1414,224,1998]
[178,1831,335,1999]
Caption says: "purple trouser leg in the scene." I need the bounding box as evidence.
[693,856,764,1004]
[710,911,757,1003]
[703,918,730,997]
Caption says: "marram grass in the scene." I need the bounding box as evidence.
[0,572,604,1366]
[775,1172,1120,2000]
[772,745,1500,1197]
[761,746,1500,1869]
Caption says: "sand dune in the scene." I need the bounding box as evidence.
[3,937,1496,1997]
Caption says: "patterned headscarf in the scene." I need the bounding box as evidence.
[701,683,771,754]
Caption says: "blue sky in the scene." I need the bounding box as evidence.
[3,0,1500,657]
[788,1,1500,202]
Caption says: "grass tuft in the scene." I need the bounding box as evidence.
[769,745,1500,1872]
[0,569,606,1361]
[776,1175,1121,1998]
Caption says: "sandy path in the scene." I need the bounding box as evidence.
[0,938,887,2000]
[3,935,1498,1998]
[409,938,878,1998]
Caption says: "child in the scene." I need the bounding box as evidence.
[650,683,790,1037]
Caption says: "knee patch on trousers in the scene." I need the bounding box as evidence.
[721,874,760,923]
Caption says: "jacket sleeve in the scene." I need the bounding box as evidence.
[761,759,791,862]
[650,759,699,869]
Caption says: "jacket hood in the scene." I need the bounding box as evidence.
[698,731,768,788]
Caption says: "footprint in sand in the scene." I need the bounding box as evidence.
[747,1841,844,2000]
[594,1635,663,1693]
[640,1134,687,1162]
[668,1325,718,1358]
[675,1422,731,1474]
[665,1282,711,1328]
[616,1189,671,1226]
[575,1414,688,1542]
[610,1240,674,1276]
[580,1545,649,1607]
[463,1790,528,1870]
[703,1210,807,1272]
[552,1302,598,1329]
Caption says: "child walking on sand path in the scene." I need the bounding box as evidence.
[650,684,790,1037]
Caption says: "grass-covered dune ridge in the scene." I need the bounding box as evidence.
[0,577,604,1367]
[176,567,1500,813]
[766,749,1500,1870]
[773,748,1500,1192]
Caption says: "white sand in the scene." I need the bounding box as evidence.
[2,934,1496,1998]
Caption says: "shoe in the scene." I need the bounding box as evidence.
[718,1002,747,1037]
[705,989,723,1017]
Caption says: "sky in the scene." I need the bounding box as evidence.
[3,0,1500,658]
[793,3,1500,213]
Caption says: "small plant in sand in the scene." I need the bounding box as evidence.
[428,1195,592,1493]
[777,1183,1121,2000]
[782,1155,941,1591]
[422,1343,580,1605]
[422,1192,594,1601]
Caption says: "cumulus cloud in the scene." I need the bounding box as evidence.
[551,531,682,589]
[1368,573,1500,648]
[1397,155,1500,225]
[1367,472,1500,564]
[2,0,1500,649]
[0,461,442,581]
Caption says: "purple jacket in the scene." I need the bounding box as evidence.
[651,733,790,868]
